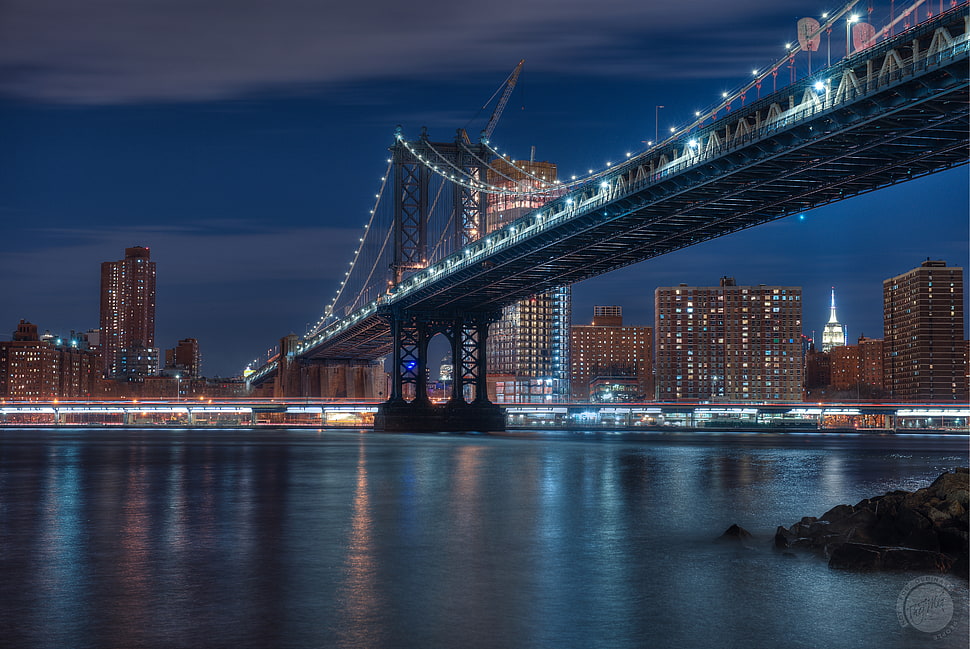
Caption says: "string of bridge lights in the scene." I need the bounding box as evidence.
[396,132,630,198]
[315,0,884,335]
[485,3,870,192]
[307,159,393,337]
[395,134,569,197]
[657,0,873,149]
[484,0,885,189]
[396,2,872,202]
[249,0,950,376]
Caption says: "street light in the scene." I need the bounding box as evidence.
[846,14,859,57]
[175,374,180,403]
[655,105,664,143]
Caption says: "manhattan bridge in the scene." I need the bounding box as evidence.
[246,1,970,431]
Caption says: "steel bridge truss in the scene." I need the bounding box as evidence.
[384,307,499,405]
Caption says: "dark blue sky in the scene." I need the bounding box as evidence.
[1,0,967,377]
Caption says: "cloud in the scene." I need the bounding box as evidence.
[0,0,787,104]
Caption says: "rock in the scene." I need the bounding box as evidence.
[774,525,796,550]
[717,523,753,544]
[899,526,941,552]
[930,470,970,502]
[827,542,883,570]
[828,543,954,572]
[821,504,855,523]
[777,468,970,575]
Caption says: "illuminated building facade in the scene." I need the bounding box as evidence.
[883,260,967,402]
[488,289,571,402]
[100,246,157,379]
[820,287,847,352]
[0,320,101,399]
[570,306,653,402]
[485,157,570,402]
[830,335,886,394]
[655,277,803,402]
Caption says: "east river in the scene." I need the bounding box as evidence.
[0,428,967,648]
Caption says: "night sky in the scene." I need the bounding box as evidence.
[2,0,967,377]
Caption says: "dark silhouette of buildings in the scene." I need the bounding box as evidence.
[165,338,202,378]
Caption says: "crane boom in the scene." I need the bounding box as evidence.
[481,59,524,141]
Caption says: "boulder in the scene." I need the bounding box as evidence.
[776,468,969,574]
[828,543,954,573]
[717,523,753,544]
[774,525,796,550]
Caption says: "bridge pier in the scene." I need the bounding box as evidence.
[269,334,386,399]
[375,307,505,432]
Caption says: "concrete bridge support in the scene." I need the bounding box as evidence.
[301,359,386,400]
[271,334,386,399]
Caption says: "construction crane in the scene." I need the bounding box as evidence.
[457,59,524,145]
[480,59,524,142]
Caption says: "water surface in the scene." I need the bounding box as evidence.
[0,428,966,648]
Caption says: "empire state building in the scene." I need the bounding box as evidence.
[820,287,846,352]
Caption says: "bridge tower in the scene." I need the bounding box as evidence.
[377,130,505,431]
[389,128,488,283]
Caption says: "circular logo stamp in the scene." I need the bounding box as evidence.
[896,575,957,638]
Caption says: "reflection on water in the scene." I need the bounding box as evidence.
[336,438,382,648]
[0,429,966,649]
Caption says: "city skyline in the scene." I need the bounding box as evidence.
[2,0,967,377]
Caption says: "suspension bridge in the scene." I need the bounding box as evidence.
[245,2,970,431]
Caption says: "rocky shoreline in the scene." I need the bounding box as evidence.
[772,467,969,574]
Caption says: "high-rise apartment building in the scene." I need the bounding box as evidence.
[488,288,571,402]
[883,260,966,402]
[570,306,653,401]
[100,246,157,379]
[485,158,570,402]
[655,277,803,401]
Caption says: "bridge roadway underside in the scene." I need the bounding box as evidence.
[303,49,968,365]
[396,62,969,314]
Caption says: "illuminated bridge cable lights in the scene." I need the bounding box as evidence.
[397,131,599,199]
[308,160,393,337]
[658,0,871,149]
